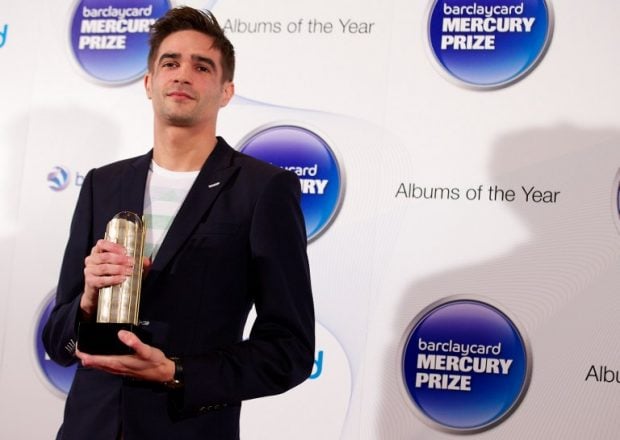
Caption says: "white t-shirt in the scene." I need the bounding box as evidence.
[143,160,199,260]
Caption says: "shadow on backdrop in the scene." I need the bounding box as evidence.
[375,124,620,439]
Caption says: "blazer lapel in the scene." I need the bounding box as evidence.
[120,152,152,216]
[147,139,239,278]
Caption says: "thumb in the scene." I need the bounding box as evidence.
[117,330,150,358]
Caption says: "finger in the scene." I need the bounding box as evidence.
[85,261,134,277]
[76,350,99,368]
[76,342,145,379]
[86,252,134,268]
[117,330,151,360]
[84,262,133,289]
[78,349,130,373]
[93,239,127,255]
[142,257,153,277]
[84,273,127,289]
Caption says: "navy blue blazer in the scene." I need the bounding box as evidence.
[42,138,315,439]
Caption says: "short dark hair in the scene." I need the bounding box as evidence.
[148,7,235,82]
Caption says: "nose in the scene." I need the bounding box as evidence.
[173,62,192,84]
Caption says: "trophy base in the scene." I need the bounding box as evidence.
[78,322,150,355]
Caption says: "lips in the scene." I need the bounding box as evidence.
[167,90,195,100]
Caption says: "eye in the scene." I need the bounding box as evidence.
[161,61,178,69]
[196,65,210,73]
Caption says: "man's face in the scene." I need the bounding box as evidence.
[144,30,234,128]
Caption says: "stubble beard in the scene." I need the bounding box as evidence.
[164,112,196,127]
[160,103,199,127]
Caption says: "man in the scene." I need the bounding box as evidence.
[42,7,315,439]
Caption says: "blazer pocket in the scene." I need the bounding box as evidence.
[192,222,240,238]
[186,222,241,256]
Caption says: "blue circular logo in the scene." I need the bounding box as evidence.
[238,125,344,241]
[35,291,77,395]
[47,166,71,191]
[401,298,531,432]
[70,0,170,84]
[428,0,553,88]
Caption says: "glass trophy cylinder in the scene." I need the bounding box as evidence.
[97,212,145,324]
[78,211,148,355]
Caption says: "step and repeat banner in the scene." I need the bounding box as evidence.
[1,0,620,438]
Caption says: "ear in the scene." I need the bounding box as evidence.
[219,81,235,108]
[144,72,152,100]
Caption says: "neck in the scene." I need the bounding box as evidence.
[152,123,217,171]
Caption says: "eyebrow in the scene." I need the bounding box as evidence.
[158,52,218,71]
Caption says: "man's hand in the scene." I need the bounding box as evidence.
[81,239,133,319]
[80,239,152,319]
[76,330,175,383]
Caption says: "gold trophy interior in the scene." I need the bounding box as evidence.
[78,211,148,355]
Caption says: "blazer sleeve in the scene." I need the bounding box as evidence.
[42,170,95,366]
[175,170,315,413]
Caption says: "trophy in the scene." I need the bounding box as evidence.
[78,211,148,355]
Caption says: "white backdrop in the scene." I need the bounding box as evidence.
[1,0,620,438]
